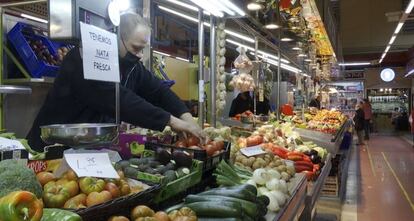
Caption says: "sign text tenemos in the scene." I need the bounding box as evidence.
[80,22,120,83]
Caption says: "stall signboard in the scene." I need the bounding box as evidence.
[80,22,120,83]
[344,71,364,79]
[55,153,120,179]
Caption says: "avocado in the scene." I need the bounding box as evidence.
[165,162,176,170]
[163,170,177,183]
[156,148,172,165]
[124,166,139,178]
[137,164,149,171]
[116,160,130,170]
[156,165,168,174]
[145,167,158,174]
[172,151,193,168]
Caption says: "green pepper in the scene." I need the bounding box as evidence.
[0,191,43,221]
[43,182,71,208]
[40,208,82,221]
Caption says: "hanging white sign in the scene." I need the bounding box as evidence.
[80,22,120,83]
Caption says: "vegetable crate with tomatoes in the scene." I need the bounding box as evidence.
[145,141,230,172]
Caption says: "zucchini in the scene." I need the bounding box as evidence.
[199,186,256,202]
[257,195,270,207]
[184,201,243,218]
[185,195,259,218]
[198,218,242,221]
[165,202,185,213]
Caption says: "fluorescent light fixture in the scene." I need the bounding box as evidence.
[265,24,280,29]
[304,59,312,62]
[281,37,293,42]
[113,0,130,11]
[153,50,171,57]
[190,0,224,17]
[389,35,397,45]
[158,6,253,43]
[298,54,307,57]
[247,2,264,11]
[405,0,414,14]
[394,22,404,34]
[220,0,246,16]
[379,58,384,64]
[176,57,190,62]
[210,0,235,16]
[21,13,48,23]
[292,47,301,51]
[384,45,391,53]
[230,39,290,64]
[224,30,254,43]
[405,69,414,77]
[254,54,301,73]
[338,62,370,66]
[166,0,199,12]
[158,6,199,22]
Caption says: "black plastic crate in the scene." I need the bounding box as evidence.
[74,184,161,221]
[145,141,231,172]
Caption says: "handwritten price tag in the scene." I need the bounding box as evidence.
[240,145,266,157]
[55,153,119,179]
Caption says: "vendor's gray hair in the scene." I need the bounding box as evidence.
[119,12,151,41]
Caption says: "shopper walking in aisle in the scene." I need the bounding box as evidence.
[354,103,365,145]
[362,98,372,140]
[27,12,205,150]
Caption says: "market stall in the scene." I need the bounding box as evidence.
[0,0,348,221]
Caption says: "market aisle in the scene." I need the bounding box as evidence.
[357,135,414,221]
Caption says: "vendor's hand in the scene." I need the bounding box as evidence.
[169,116,206,143]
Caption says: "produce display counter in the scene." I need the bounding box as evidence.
[295,120,351,155]
[299,153,333,221]
[266,173,308,221]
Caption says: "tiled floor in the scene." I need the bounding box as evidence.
[341,135,414,221]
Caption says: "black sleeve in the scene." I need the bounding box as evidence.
[69,50,171,131]
[133,62,189,118]
[229,99,238,117]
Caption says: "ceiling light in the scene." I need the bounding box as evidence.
[394,22,404,34]
[229,39,290,64]
[176,57,190,62]
[189,0,224,17]
[248,52,300,73]
[304,59,312,62]
[265,24,280,29]
[292,47,301,50]
[158,6,253,43]
[380,68,395,82]
[405,0,414,14]
[265,10,280,30]
[389,35,397,45]
[247,1,264,11]
[338,62,370,66]
[298,54,307,57]
[281,37,293,42]
[153,50,171,57]
[166,0,207,14]
[220,0,246,16]
[21,13,48,23]
[404,69,414,77]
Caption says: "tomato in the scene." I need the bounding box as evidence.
[62,170,78,181]
[56,179,79,197]
[246,135,263,147]
[186,136,200,146]
[131,205,155,219]
[79,177,105,194]
[108,216,130,221]
[105,182,121,198]
[43,181,71,208]
[204,144,215,156]
[108,216,129,221]
[175,140,188,148]
[63,193,87,209]
[211,141,225,151]
[36,171,56,186]
[118,179,131,196]
[153,211,170,221]
[86,191,112,207]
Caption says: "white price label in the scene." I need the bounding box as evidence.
[198,80,204,102]
[80,22,120,83]
[55,153,119,179]
[240,145,266,157]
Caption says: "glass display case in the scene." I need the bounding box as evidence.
[367,88,410,114]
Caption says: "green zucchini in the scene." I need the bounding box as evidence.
[165,202,185,213]
[198,186,256,202]
[185,195,259,218]
[198,218,242,221]
[184,201,243,218]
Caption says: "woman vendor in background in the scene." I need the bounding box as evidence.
[229,91,270,117]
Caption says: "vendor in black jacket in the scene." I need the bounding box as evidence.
[27,13,204,150]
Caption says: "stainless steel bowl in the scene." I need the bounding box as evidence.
[40,123,118,148]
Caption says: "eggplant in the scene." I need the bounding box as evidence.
[310,154,321,164]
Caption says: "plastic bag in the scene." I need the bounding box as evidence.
[234,47,253,74]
